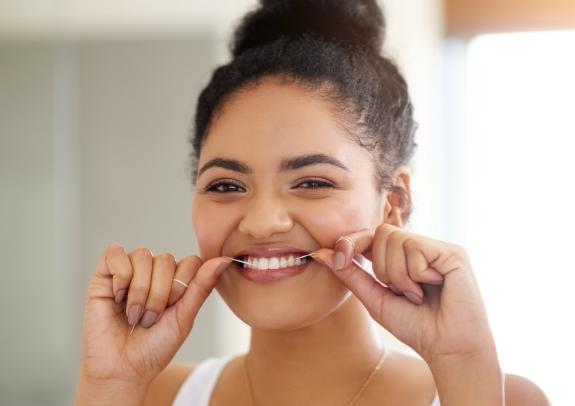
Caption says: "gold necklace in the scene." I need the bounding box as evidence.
[243,346,388,406]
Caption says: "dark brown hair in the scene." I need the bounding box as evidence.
[190,0,418,219]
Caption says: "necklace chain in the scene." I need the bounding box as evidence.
[243,346,388,406]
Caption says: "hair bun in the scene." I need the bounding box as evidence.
[231,0,386,57]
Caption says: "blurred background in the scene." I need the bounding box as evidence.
[1,0,574,404]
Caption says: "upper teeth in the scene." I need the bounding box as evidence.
[242,255,309,270]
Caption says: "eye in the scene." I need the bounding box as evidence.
[205,181,246,193]
[294,179,335,190]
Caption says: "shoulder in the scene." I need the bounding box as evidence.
[371,350,438,404]
[504,373,550,406]
[143,363,197,406]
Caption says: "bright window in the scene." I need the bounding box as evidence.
[461,31,575,404]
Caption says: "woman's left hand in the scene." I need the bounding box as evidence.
[313,224,497,365]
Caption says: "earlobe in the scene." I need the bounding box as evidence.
[387,206,404,228]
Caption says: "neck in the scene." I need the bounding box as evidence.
[245,295,385,405]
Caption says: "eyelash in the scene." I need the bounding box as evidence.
[204,179,335,193]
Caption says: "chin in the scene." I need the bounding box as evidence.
[215,268,352,331]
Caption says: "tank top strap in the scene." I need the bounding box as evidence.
[172,355,234,406]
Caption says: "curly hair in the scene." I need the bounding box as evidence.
[190,0,418,219]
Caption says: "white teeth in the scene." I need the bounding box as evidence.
[268,257,280,270]
[257,258,269,270]
[243,255,309,270]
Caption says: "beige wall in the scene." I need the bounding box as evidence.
[0,1,443,404]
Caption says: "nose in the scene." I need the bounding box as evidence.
[238,192,294,239]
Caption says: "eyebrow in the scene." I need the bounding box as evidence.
[197,153,350,177]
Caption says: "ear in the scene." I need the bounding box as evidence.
[383,167,412,228]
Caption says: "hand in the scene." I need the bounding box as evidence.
[79,244,231,387]
[313,224,497,365]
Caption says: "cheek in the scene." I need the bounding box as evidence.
[192,199,238,258]
[295,195,375,247]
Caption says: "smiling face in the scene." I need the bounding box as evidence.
[192,77,388,331]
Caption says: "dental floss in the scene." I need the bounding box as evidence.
[351,257,368,272]
[228,253,377,278]
[129,323,136,335]
[229,253,313,266]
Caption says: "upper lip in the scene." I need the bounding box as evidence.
[233,245,311,259]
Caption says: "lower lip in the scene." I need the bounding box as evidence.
[235,261,311,283]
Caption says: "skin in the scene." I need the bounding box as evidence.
[75,77,550,406]
[191,78,420,404]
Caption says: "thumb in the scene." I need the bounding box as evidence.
[166,256,231,340]
[312,249,397,320]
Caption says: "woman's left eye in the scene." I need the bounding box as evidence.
[294,179,335,190]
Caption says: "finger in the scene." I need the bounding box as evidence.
[313,248,398,320]
[171,257,231,337]
[386,232,424,304]
[104,244,133,304]
[140,253,177,328]
[371,223,402,287]
[404,237,444,285]
[126,247,153,326]
[168,255,203,306]
[333,228,374,271]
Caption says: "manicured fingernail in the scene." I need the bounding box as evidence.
[389,284,402,295]
[405,291,423,305]
[334,251,346,271]
[114,289,127,303]
[128,304,143,326]
[140,310,157,328]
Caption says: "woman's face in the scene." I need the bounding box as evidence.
[192,78,386,331]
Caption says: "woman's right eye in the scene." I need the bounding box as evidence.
[205,182,246,193]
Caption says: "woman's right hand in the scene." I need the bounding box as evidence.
[77,244,231,394]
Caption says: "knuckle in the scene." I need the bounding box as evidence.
[156,252,176,266]
[106,243,125,255]
[449,243,470,264]
[404,237,418,250]
[388,229,403,243]
[180,255,203,269]
[375,223,387,235]
[452,243,468,257]
[132,247,152,258]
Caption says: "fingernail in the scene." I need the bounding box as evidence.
[140,310,157,328]
[114,289,127,303]
[427,271,444,284]
[389,284,402,295]
[215,261,230,276]
[128,304,143,326]
[334,251,346,271]
[405,291,423,305]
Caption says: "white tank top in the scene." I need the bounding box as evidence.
[172,355,441,405]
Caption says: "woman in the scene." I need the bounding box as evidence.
[75,1,549,405]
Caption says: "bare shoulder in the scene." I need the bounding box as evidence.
[505,373,550,406]
[143,363,197,406]
[374,350,438,404]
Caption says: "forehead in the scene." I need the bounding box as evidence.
[200,79,358,161]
